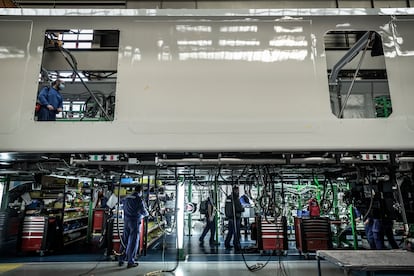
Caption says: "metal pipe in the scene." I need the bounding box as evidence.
[340,156,391,164]
[396,156,414,163]
[155,158,286,166]
[70,159,155,166]
[328,31,371,85]
[70,155,414,167]
[289,157,336,164]
[340,157,361,164]
[58,47,111,121]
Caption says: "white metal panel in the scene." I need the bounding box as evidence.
[121,19,327,136]
[0,9,413,152]
[384,19,414,130]
[0,20,33,134]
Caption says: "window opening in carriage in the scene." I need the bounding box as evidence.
[324,30,392,119]
[35,29,119,122]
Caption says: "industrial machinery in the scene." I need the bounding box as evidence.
[1,7,414,259]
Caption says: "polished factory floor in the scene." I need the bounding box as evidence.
[0,220,409,276]
[0,260,347,276]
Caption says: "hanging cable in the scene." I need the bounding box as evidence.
[320,175,333,214]
[114,172,126,255]
[56,45,111,120]
[362,175,375,222]
[235,166,273,272]
[159,169,181,273]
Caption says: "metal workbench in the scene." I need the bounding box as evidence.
[316,250,414,276]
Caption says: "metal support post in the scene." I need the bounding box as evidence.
[0,176,10,210]
[177,177,185,260]
[214,176,220,244]
[86,177,94,243]
[317,255,322,276]
[333,184,339,219]
[187,180,192,236]
[314,177,321,203]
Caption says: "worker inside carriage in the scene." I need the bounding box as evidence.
[37,79,64,121]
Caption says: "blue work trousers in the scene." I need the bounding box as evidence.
[38,106,57,121]
[225,217,241,250]
[200,216,216,243]
[120,218,141,264]
[364,223,376,249]
[372,218,385,249]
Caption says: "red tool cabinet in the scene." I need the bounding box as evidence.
[21,216,48,255]
[258,216,288,251]
[295,217,332,254]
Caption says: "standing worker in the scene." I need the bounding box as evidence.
[119,185,149,268]
[37,79,64,121]
[364,214,376,249]
[224,186,244,252]
[239,190,252,237]
[199,192,217,246]
[308,197,320,217]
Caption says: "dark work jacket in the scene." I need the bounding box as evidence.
[225,193,244,219]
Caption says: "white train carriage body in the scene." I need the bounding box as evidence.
[0,8,414,153]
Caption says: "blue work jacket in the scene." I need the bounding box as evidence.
[38,86,63,110]
[122,192,149,220]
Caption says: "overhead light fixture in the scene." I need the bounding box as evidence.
[176,179,185,255]
[0,153,11,161]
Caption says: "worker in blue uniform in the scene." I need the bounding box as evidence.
[224,186,244,252]
[199,193,217,246]
[372,217,399,249]
[37,79,64,121]
[364,215,376,249]
[119,185,149,268]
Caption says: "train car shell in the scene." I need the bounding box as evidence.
[0,8,414,153]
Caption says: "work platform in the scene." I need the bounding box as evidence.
[317,250,414,276]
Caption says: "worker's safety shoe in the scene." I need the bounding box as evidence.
[127,263,139,268]
[209,240,219,246]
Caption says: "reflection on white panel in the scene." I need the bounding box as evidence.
[269,35,308,47]
[176,25,211,32]
[123,46,132,58]
[274,26,303,33]
[178,49,308,61]
[164,22,311,61]
[133,48,141,61]
[218,40,260,47]
[177,40,212,46]
[158,46,172,61]
[390,20,414,57]
[0,20,31,134]
[0,47,25,59]
[220,25,258,33]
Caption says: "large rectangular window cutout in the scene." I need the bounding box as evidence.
[35,29,119,121]
[325,30,392,119]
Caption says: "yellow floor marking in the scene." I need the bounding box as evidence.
[0,263,22,273]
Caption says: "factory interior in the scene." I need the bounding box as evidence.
[1,152,414,275]
[1,1,414,276]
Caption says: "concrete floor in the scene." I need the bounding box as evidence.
[1,220,411,276]
[0,260,346,276]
